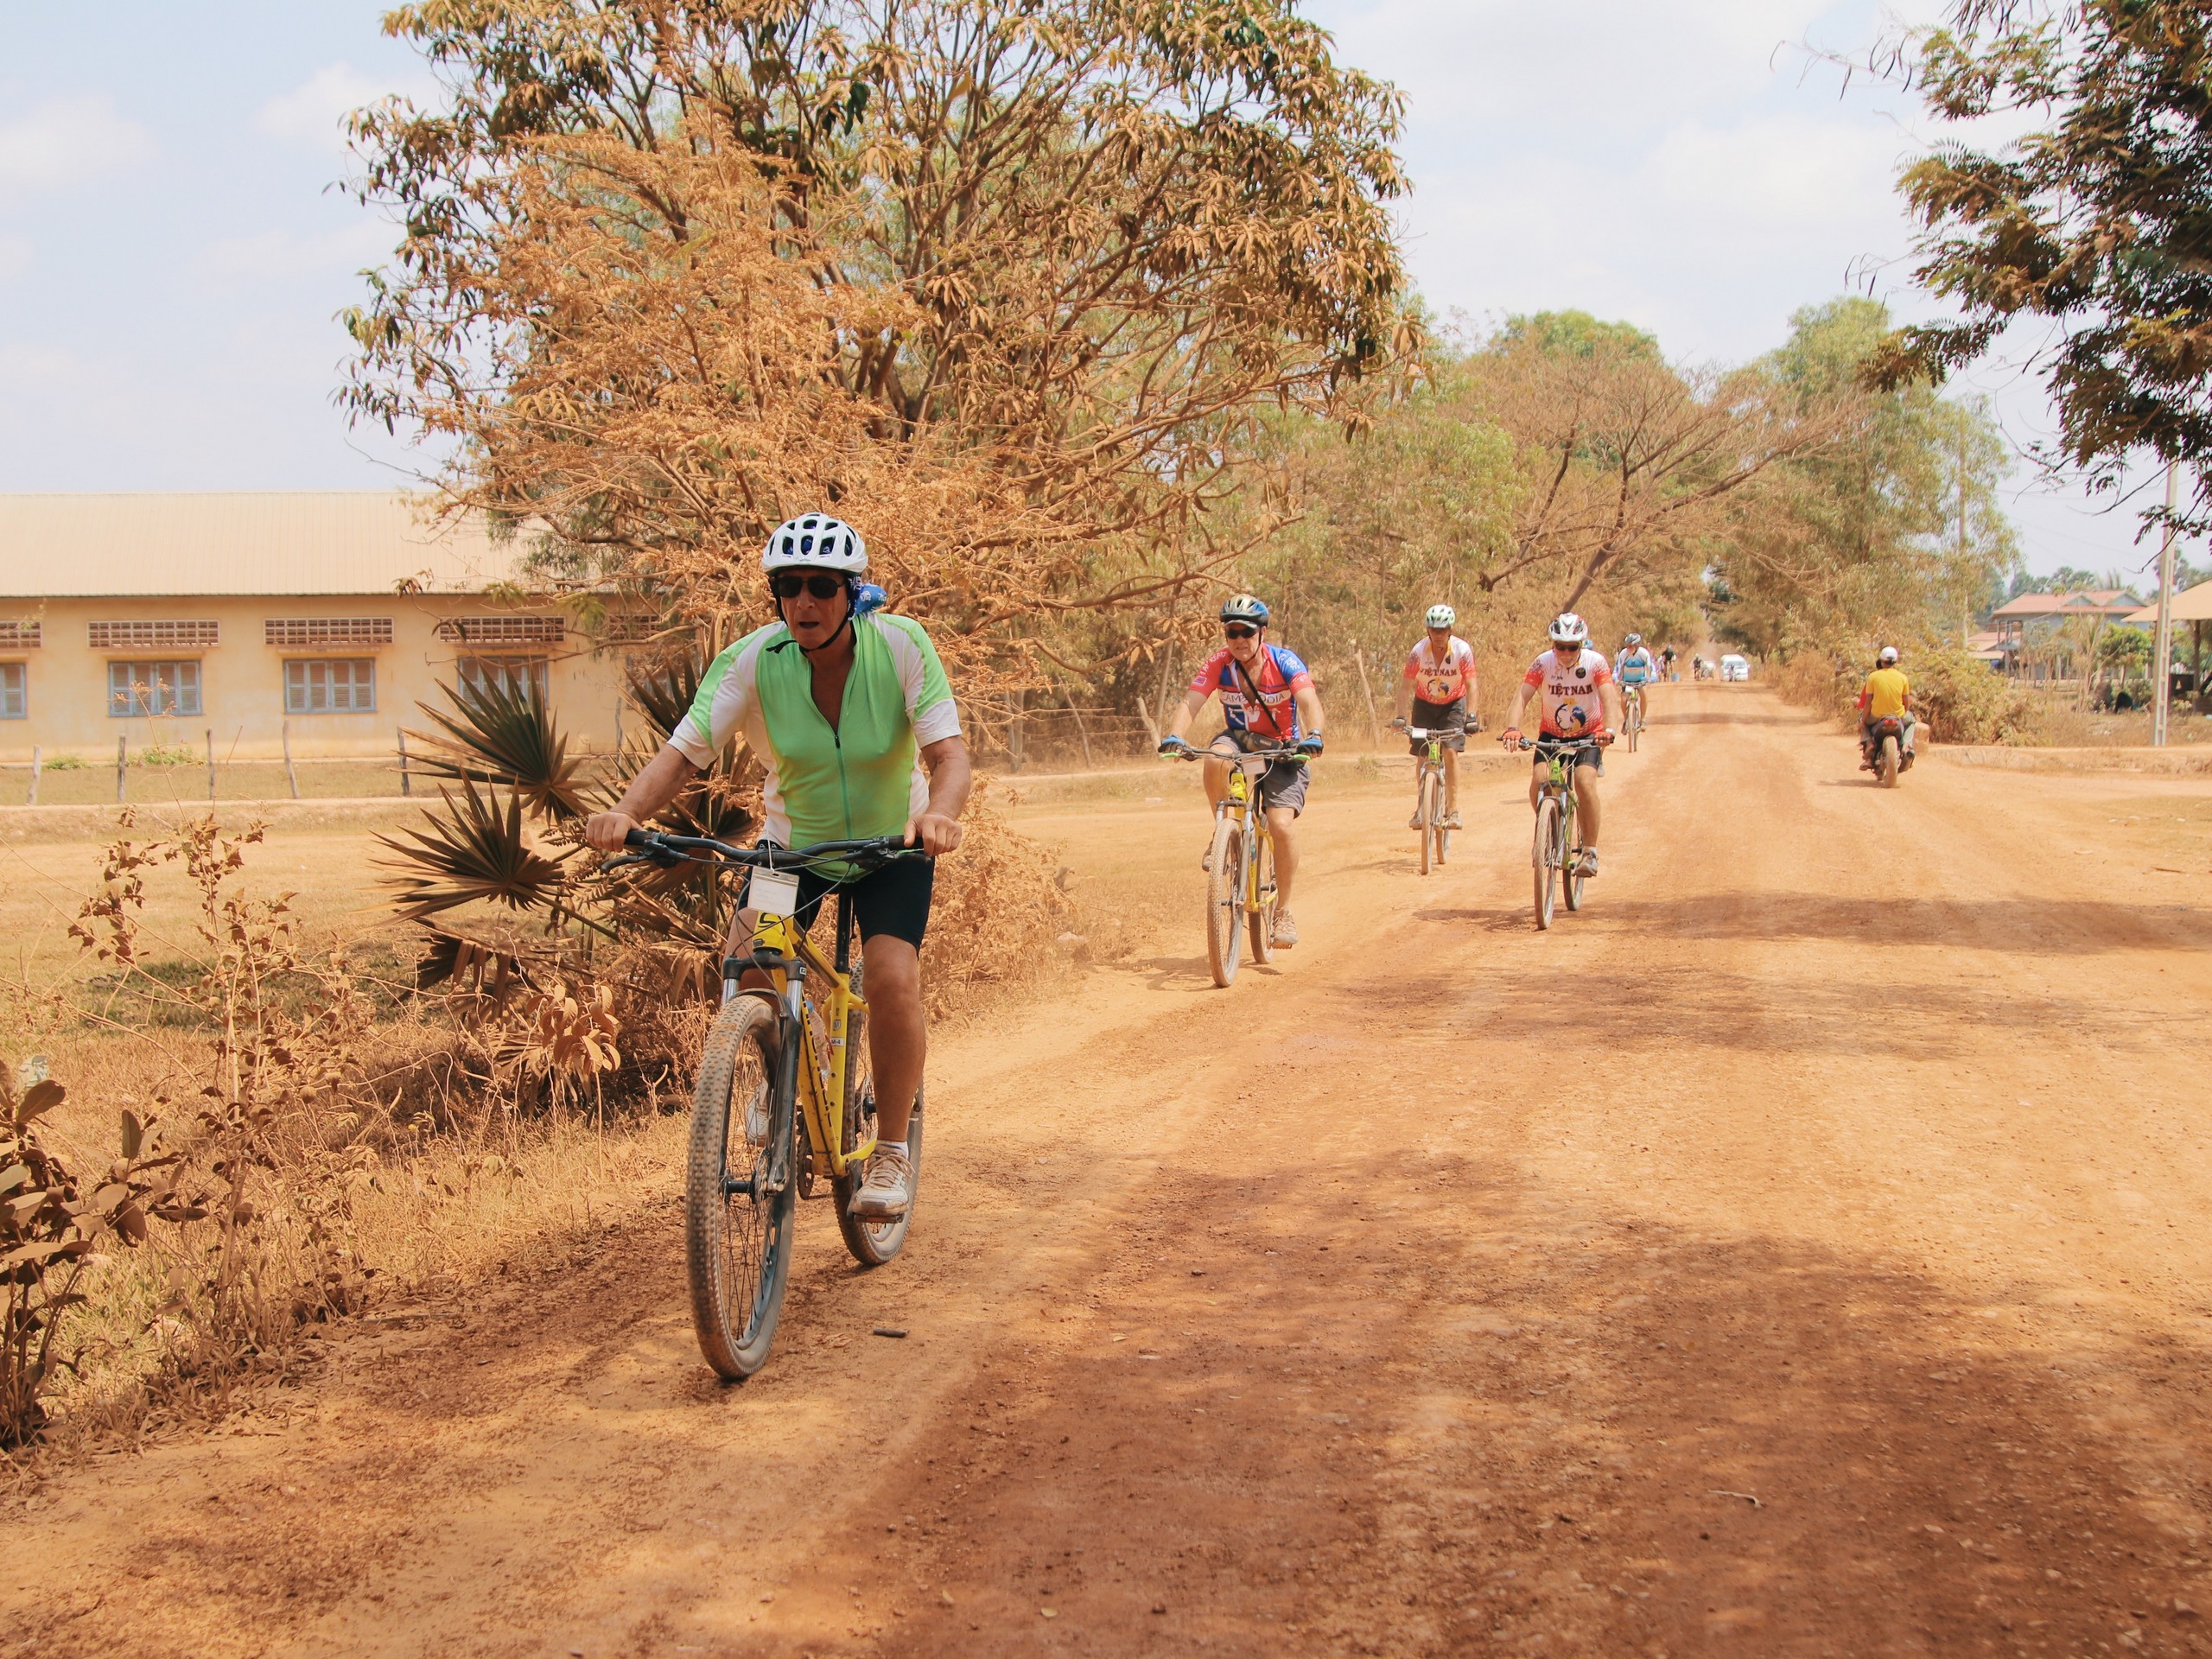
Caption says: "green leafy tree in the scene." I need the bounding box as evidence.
[1716,297,2018,658]
[1874,1,2212,529]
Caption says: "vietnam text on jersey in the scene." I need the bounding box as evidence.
[1522,648,1613,738]
[1402,635,1477,705]
[1190,643,1313,741]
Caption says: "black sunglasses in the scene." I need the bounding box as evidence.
[771,571,846,601]
[1223,624,1258,639]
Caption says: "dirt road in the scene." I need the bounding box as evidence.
[9,684,2212,1658]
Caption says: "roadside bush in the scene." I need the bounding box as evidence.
[1909,646,2031,745]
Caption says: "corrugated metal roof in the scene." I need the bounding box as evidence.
[0,493,530,597]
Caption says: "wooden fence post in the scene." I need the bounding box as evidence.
[397,728,412,798]
[1065,686,1095,769]
[27,745,39,806]
[1351,649,1383,751]
[282,720,300,800]
[1007,689,1027,773]
[115,736,126,804]
[206,728,216,803]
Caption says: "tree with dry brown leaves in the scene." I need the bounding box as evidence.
[342,0,1418,679]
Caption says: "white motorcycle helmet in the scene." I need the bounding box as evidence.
[761,513,868,574]
[1549,612,1590,646]
[1425,604,1455,628]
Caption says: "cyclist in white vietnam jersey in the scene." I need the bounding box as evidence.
[1496,612,1621,878]
[584,515,972,1221]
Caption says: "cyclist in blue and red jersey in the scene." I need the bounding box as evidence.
[1159,594,1325,948]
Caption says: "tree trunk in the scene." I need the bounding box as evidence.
[1352,648,1383,750]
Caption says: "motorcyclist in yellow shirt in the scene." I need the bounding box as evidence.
[1857,645,1915,771]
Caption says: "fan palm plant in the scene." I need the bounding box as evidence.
[402,672,588,822]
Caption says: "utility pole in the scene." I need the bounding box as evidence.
[1959,408,1972,648]
[2153,461,2178,747]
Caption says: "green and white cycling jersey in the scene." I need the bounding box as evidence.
[671,613,961,849]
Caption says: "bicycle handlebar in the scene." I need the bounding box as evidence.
[1160,736,1306,763]
[1509,734,1605,753]
[604,828,924,875]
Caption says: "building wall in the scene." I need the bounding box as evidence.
[0,594,631,761]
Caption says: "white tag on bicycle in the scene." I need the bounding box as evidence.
[747,868,803,918]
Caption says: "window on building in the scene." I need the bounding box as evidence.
[108,660,202,717]
[284,658,376,714]
[456,656,550,706]
[0,664,23,719]
[265,618,394,649]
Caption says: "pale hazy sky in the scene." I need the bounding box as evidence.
[0,1,2172,577]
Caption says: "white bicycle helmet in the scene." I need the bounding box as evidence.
[1220,593,1270,626]
[1425,603,1456,628]
[1623,632,1643,647]
[1549,612,1590,646]
[761,513,868,574]
[1878,645,1900,665]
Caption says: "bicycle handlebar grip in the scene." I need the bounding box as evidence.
[623,827,657,848]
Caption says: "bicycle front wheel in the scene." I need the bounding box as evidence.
[1205,815,1242,987]
[1533,798,1559,930]
[1248,824,1276,964]
[685,996,796,1380]
[1416,772,1433,875]
[1626,704,1641,753]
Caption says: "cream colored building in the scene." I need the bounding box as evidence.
[0,493,636,762]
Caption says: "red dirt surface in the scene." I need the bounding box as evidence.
[6,684,2212,1657]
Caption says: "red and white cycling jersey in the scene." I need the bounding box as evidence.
[1522,648,1612,738]
[1402,635,1477,705]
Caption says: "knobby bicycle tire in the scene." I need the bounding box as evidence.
[1533,798,1559,930]
[1431,772,1452,868]
[1626,703,1641,753]
[1562,809,1587,912]
[1248,822,1277,964]
[686,996,795,1380]
[1206,814,1241,988]
[1416,771,1433,875]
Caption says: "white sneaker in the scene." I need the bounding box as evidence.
[1444,810,1463,830]
[1577,849,1599,878]
[1271,909,1299,949]
[1408,809,1424,830]
[850,1144,912,1220]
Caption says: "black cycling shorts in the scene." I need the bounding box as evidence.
[1408,696,1468,753]
[750,845,936,950]
[1532,735,1605,778]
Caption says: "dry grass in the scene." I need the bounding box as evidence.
[0,779,1123,1458]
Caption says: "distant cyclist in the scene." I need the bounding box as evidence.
[1617,632,1658,723]
[584,514,971,1224]
[1857,645,1915,769]
[1497,613,1620,879]
[1159,594,1325,949]
[1393,603,1478,830]
[1660,644,1679,682]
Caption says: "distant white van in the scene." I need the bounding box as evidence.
[1719,654,1751,682]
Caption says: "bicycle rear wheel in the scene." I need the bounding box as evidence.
[833,964,922,1267]
[1416,772,1433,875]
[685,996,795,1380]
[1205,814,1241,987]
[1532,798,1559,930]
[1562,813,1587,912]
[1248,825,1276,963]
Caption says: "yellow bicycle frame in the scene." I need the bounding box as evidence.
[726,905,876,1185]
[1221,762,1272,915]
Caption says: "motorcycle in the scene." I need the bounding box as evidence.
[1860,715,1916,788]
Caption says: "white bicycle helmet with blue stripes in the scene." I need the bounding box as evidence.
[761,513,868,574]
